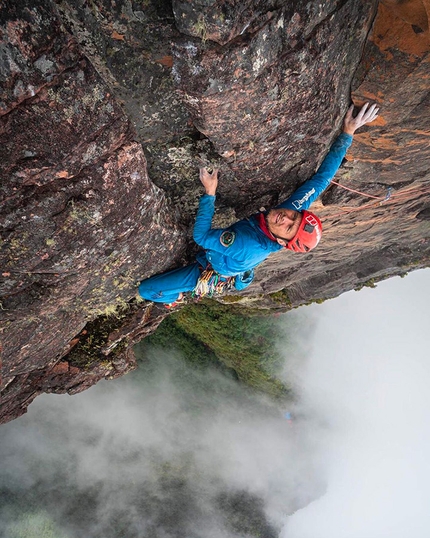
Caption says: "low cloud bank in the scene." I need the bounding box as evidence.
[0,342,318,537]
[1,269,429,538]
[281,269,430,538]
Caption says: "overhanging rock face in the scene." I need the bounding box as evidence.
[0,0,186,422]
[1,0,429,424]
[172,0,376,211]
[257,0,430,306]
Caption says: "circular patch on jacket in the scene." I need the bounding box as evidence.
[220,230,236,247]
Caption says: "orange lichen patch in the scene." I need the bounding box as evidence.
[50,361,70,374]
[354,90,385,103]
[155,56,173,68]
[117,147,133,168]
[111,31,125,41]
[399,128,430,136]
[382,0,429,31]
[68,338,80,349]
[375,137,398,151]
[372,2,429,58]
[369,115,387,127]
[56,170,69,178]
[354,132,398,151]
[404,141,430,150]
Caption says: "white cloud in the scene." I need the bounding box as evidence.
[1,269,429,538]
[282,269,430,538]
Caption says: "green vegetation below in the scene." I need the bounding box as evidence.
[142,300,291,400]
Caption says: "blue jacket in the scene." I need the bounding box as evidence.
[193,133,353,289]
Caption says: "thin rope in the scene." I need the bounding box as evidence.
[330,179,384,200]
[326,184,430,221]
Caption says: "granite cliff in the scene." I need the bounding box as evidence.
[1,0,429,424]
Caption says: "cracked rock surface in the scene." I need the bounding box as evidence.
[1,0,429,424]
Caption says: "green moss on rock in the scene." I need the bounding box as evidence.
[268,288,291,306]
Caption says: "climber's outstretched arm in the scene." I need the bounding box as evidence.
[278,102,379,211]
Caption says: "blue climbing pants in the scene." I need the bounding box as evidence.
[138,263,202,304]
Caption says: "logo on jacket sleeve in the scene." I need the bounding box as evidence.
[291,188,316,210]
[220,230,236,247]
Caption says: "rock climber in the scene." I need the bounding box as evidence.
[139,102,379,307]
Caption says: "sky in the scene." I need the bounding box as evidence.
[0,268,429,538]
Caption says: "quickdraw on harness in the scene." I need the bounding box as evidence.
[192,266,235,300]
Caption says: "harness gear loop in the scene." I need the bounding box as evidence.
[192,266,235,300]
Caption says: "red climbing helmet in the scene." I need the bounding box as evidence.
[287,210,322,253]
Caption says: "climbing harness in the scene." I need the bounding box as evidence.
[192,266,235,300]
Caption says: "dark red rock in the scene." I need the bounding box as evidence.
[1,0,429,424]
[0,0,186,423]
[172,0,378,212]
[0,0,80,115]
[172,0,286,45]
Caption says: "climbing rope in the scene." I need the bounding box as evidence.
[327,180,430,221]
[330,179,386,201]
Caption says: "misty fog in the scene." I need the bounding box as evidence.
[1,269,429,538]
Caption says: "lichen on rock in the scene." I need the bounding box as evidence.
[1,0,429,424]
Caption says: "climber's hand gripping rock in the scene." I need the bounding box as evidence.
[343,102,379,135]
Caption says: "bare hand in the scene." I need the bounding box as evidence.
[199,167,218,196]
[343,102,379,135]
